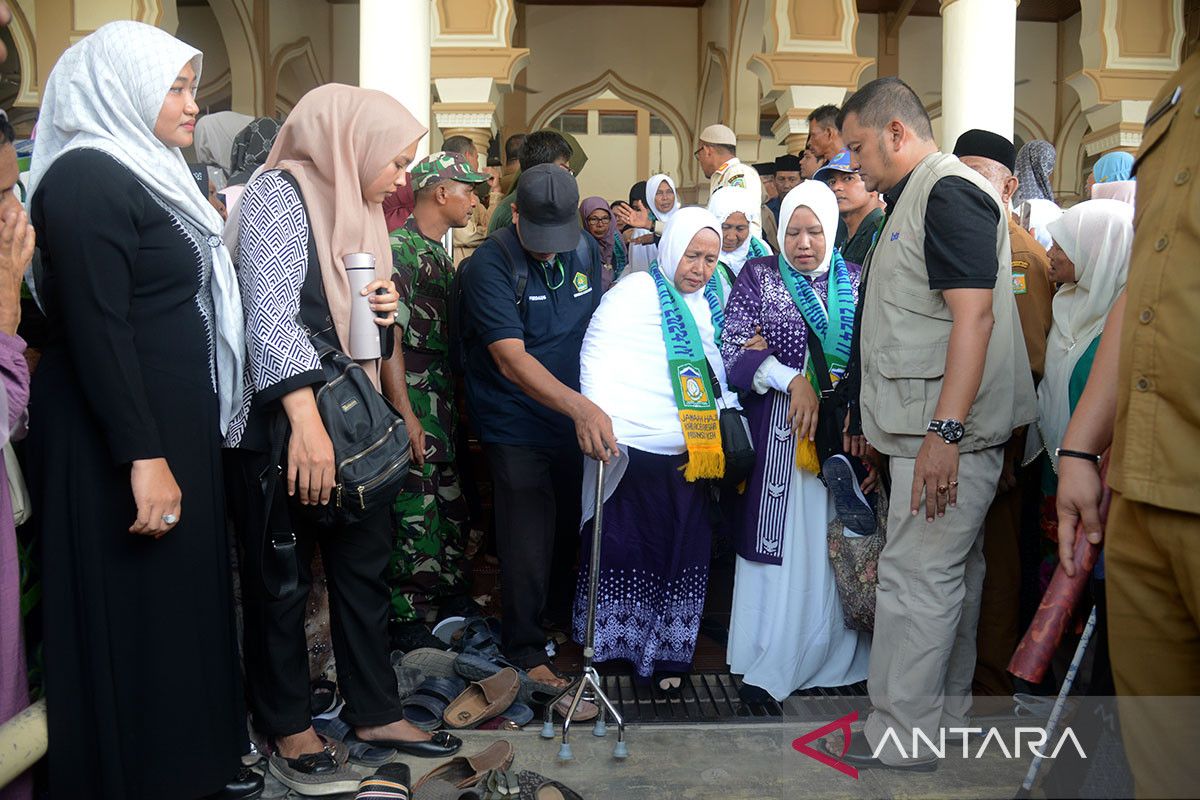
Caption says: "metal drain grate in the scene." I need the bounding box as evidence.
[584,672,871,725]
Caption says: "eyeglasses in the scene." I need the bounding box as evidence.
[586,215,611,225]
[693,146,704,160]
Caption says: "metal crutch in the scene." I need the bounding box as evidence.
[539,457,629,760]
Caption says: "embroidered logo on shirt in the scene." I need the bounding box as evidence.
[728,175,746,188]
[890,232,901,242]
[1011,274,1028,295]
[571,271,590,296]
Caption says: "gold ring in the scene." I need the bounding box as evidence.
[937,486,949,494]
[950,481,959,487]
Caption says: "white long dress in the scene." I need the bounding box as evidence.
[726,400,871,701]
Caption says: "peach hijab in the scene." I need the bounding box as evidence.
[261,84,426,357]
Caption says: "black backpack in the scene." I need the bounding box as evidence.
[449,225,602,375]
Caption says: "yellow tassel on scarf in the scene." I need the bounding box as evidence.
[795,438,821,475]
[679,408,725,481]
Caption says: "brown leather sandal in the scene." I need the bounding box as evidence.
[412,740,515,791]
[442,668,521,730]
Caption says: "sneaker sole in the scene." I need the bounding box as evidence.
[267,760,360,796]
[823,456,877,534]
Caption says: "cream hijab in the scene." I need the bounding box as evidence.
[30,20,245,435]
[256,84,426,361]
[581,207,726,455]
[646,174,680,225]
[1033,199,1133,469]
[776,180,841,278]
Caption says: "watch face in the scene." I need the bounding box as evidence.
[942,420,965,443]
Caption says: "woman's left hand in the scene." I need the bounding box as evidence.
[364,279,400,327]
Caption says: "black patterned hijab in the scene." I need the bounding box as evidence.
[1013,140,1056,205]
[227,116,282,184]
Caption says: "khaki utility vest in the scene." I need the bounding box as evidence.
[859,151,1037,458]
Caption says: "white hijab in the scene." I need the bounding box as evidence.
[193,110,253,189]
[1090,180,1136,207]
[776,180,841,278]
[646,173,680,225]
[1020,198,1063,252]
[30,21,245,435]
[1033,199,1133,469]
[707,186,769,277]
[581,207,727,455]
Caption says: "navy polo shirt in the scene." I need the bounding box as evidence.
[462,228,600,447]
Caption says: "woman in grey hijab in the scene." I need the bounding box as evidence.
[1013,139,1057,205]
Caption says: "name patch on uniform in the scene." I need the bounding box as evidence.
[1011,273,1027,295]
[572,271,592,297]
[528,294,548,302]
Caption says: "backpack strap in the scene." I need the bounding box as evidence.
[493,225,529,305]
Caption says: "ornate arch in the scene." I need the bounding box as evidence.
[1054,100,1091,200]
[272,37,325,113]
[528,70,695,182]
[205,0,264,114]
[696,45,729,133]
[8,0,38,107]
[729,0,768,142]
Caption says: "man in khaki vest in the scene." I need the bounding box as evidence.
[832,77,1036,770]
[1055,47,1200,798]
[952,129,1055,698]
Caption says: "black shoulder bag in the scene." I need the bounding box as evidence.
[805,326,848,467]
[258,173,411,597]
[705,358,755,488]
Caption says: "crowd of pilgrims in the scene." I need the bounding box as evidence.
[0,18,1149,800]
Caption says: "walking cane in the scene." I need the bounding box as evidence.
[1013,604,1098,799]
[540,457,629,760]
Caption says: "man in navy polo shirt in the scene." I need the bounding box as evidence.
[460,164,616,682]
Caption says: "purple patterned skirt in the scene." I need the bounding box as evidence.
[571,448,712,677]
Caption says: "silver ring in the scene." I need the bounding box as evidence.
[162,513,178,525]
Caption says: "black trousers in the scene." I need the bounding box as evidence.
[485,442,583,668]
[225,449,404,736]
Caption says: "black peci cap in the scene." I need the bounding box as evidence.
[952,128,1017,173]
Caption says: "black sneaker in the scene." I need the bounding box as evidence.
[822,454,877,536]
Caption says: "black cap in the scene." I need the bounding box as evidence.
[953,129,1017,173]
[754,161,777,176]
[515,164,581,253]
[775,153,802,172]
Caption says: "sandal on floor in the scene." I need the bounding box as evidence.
[413,740,515,792]
[478,768,520,798]
[515,772,583,800]
[357,763,411,799]
[447,617,504,656]
[443,668,521,730]
[454,653,597,721]
[403,675,468,731]
[313,716,396,767]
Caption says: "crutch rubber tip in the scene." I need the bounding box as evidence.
[592,720,607,737]
[558,743,574,760]
[540,721,555,739]
[613,741,629,759]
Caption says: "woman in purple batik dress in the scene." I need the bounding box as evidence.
[721,181,872,701]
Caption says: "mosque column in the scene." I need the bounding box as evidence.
[939,0,1018,146]
[772,85,852,155]
[361,0,431,156]
[1066,0,1184,156]
[434,78,499,162]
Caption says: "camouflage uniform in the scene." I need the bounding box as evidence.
[388,217,471,623]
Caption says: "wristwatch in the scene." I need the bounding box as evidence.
[927,418,965,444]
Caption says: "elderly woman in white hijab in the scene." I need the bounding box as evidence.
[576,207,733,693]
[1026,199,1133,491]
[720,180,872,701]
[706,186,772,304]
[26,20,253,800]
[645,172,680,226]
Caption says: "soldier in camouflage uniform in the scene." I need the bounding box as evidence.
[385,152,488,642]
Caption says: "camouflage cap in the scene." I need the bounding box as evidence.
[409,151,489,191]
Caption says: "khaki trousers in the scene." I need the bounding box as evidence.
[864,446,1002,765]
[1107,492,1200,799]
